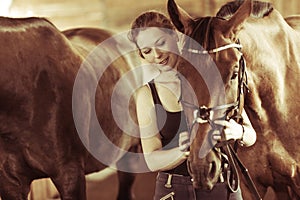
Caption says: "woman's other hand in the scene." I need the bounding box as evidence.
[213,119,244,141]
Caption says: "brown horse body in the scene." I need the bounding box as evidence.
[168,0,300,199]
[0,18,139,199]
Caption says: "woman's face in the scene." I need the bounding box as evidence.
[136,27,180,72]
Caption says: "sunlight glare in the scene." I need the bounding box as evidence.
[0,0,13,16]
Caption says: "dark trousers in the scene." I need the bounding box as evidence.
[153,172,243,200]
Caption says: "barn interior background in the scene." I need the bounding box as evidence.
[0,0,299,200]
[2,0,300,32]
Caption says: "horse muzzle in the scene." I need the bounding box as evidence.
[188,150,222,190]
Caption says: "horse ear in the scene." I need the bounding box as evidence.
[167,0,194,34]
[226,0,252,39]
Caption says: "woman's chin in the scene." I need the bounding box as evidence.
[157,64,173,72]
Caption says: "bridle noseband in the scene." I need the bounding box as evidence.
[187,43,243,55]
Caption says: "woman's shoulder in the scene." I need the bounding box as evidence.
[135,84,153,105]
[136,84,151,96]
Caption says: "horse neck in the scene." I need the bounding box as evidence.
[240,10,300,140]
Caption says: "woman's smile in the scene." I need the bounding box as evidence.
[158,56,169,65]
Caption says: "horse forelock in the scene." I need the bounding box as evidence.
[189,17,216,51]
[216,0,274,19]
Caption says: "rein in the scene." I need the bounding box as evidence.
[182,42,262,200]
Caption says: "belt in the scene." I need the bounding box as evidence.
[157,172,193,186]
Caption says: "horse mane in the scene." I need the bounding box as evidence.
[216,0,274,19]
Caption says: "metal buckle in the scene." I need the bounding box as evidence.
[164,174,173,188]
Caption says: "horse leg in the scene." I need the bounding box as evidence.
[287,186,300,200]
[240,178,267,200]
[0,155,33,200]
[115,143,147,200]
[271,184,294,200]
[0,188,29,200]
[268,145,300,198]
[117,171,136,200]
[0,175,31,200]
[115,145,140,200]
[290,165,300,198]
[0,184,30,200]
[50,163,86,200]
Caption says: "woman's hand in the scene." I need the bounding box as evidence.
[213,119,244,141]
[178,131,190,153]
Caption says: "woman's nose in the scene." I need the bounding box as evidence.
[153,48,163,58]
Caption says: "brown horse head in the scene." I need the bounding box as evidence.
[168,0,300,199]
[168,0,256,190]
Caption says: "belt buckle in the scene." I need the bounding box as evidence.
[164,174,173,188]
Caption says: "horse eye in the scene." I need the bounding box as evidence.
[231,71,238,80]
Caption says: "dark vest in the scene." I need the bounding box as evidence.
[148,82,189,176]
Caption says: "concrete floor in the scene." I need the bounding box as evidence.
[86,172,157,200]
[29,170,278,200]
[29,170,157,200]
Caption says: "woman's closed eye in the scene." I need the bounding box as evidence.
[156,40,166,47]
[142,48,152,55]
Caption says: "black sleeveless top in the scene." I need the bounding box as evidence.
[148,82,190,176]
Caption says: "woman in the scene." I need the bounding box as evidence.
[128,11,256,200]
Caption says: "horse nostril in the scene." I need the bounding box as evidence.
[209,161,217,179]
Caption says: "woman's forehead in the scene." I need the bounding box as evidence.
[136,27,168,48]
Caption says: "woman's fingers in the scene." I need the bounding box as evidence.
[212,129,221,141]
[213,119,243,141]
[227,119,243,140]
[179,131,190,152]
[214,119,230,127]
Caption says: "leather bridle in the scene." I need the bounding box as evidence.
[181,42,262,200]
[181,42,247,136]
